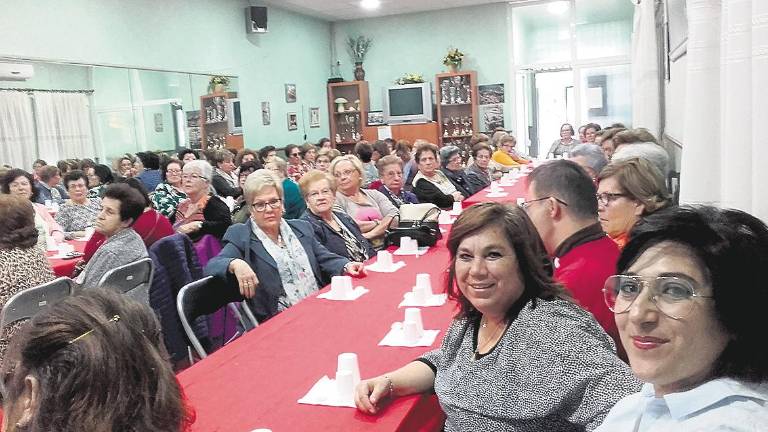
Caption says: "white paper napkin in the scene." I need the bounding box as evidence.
[485,192,509,198]
[438,217,455,225]
[365,261,405,273]
[317,287,369,301]
[297,376,355,408]
[398,292,448,307]
[378,326,440,347]
[392,246,429,256]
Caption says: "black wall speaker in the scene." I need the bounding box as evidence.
[246,6,268,34]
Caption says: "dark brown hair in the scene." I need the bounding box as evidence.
[0,169,39,200]
[446,203,570,319]
[414,143,438,163]
[0,195,38,249]
[0,289,194,431]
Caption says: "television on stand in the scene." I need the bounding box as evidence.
[382,83,433,124]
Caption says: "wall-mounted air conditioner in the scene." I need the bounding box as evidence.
[0,63,34,81]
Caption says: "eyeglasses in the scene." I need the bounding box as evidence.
[333,169,357,178]
[251,198,282,212]
[307,188,333,200]
[596,192,627,206]
[181,174,207,181]
[290,152,300,157]
[603,275,714,320]
[520,196,568,211]
[166,169,182,174]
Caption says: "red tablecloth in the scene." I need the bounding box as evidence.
[178,236,457,432]
[47,240,87,277]
[462,177,528,207]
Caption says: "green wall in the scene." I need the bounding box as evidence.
[332,3,512,130]
[0,0,332,154]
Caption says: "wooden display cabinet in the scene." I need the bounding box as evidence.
[435,71,478,157]
[200,92,243,151]
[327,81,369,154]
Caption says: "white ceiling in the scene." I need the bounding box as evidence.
[260,0,514,21]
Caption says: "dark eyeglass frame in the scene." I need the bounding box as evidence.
[596,192,628,206]
[520,196,568,211]
[251,198,282,212]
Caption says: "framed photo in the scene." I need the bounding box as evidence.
[367,110,385,126]
[261,101,271,126]
[287,112,298,131]
[478,84,505,105]
[309,107,320,128]
[285,84,297,103]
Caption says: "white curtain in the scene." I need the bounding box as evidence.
[631,0,661,137]
[33,92,95,162]
[0,92,37,169]
[679,0,768,222]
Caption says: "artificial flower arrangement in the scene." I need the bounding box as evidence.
[347,35,373,63]
[208,75,230,93]
[442,47,465,67]
[394,73,425,85]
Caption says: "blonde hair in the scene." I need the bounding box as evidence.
[298,169,336,198]
[243,169,284,204]
[598,157,670,215]
[329,155,365,186]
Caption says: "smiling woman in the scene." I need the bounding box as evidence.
[595,206,768,430]
[355,202,639,430]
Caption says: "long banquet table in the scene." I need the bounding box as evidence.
[47,240,87,277]
[178,182,526,431]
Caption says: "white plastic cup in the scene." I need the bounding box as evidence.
[404,308,424,335]
[403,321,421,345]
[438,211,452,224]
[331,275,353,299]
[45,236,58,252]
[51,202,59,212]
[452,201,462,213]
[416,274,432,294]
[413,285,430,304]
[84,226,95,239]
[376,250,393,269]
[409,238,420,252]
[44,199,52,208]
[335,370,355,402]
[399,236,414,253]
[57,243,73,254]
[337,353,360,386]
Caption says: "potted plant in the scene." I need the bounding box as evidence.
[442,48,465,73]
[346,35,373,81]
[208,75,230,94]
[394,73,425,85]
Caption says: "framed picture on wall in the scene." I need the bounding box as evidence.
[285,84,297,103]
[261,101,271,125]
[287,112,298,130]
[309,107,320,128]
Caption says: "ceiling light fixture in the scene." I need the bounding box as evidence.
[360,0,380,9]
[547,1,570,15]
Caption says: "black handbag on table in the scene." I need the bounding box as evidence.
[383,204,443,248]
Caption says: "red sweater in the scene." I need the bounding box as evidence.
[84,209,174,262]
[554,234,626,360]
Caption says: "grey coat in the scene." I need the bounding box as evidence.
[77,228,148,290]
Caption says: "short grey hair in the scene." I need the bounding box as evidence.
[612,142,670,176]
[268,156,287,176]
[244,169,284,204]
[569,144,608,175]
[183,160,212,181]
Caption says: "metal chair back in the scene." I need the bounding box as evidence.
[0,277,75,330]
[97,257,154,304]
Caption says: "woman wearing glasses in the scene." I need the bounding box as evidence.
[298,170,374,263]
[173,160,231,242]
[491,135,529,169]
[152,159,187,220]
[596,158,671,249]
[596,206,768,430]
[330,155,398,249]
[205,170,365,322]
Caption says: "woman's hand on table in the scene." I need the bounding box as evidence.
[177,221,202,234]
[343,262,365,277]
[70,230,86,239]
[229,259,259,298]
[452,192,465,202]
[354,376,392,415]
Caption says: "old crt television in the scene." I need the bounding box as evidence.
[226,98,243,135]
[382,83,433,124]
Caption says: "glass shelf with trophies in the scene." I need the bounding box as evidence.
[199,92,243,151]
[327,81,369,154]
[435,71,478,157]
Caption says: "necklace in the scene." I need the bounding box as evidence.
[473,316,507,360]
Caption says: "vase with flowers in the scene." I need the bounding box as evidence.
[443,48,465,73]
[208,75,230,94]
[394,73,425,85]
[347,35,373,81]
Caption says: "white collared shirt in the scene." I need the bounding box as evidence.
[595,378,768,431]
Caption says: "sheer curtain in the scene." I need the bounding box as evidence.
[679,0,768,222]
[0,92,37,169]
[33,92,95,162]
[630,0,661,137]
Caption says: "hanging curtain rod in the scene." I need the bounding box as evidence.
[0,88,94,94]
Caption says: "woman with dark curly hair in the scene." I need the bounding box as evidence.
[0,289,194,431]
[86,164,114,199]
[0,194,55,364]
[355,203,639,430]
[1,169,65,245]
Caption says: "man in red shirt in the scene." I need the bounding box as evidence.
[523,160,625,360]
